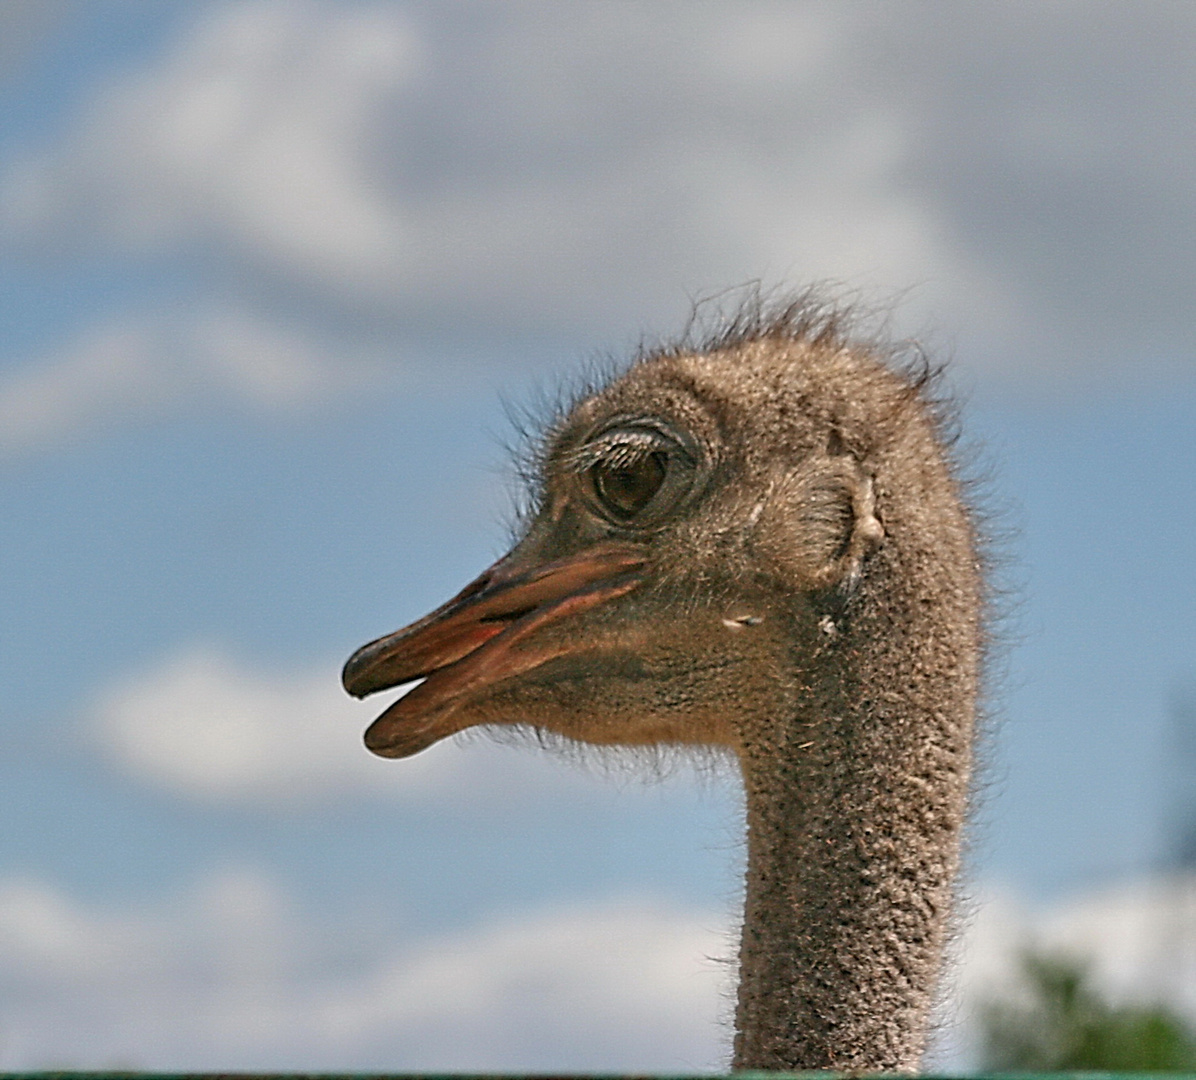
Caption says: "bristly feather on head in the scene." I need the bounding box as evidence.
[502,282,957,543]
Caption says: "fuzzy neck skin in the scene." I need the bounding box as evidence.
[732,557,979,1071]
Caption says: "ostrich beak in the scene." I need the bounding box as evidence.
[342,544,648,758]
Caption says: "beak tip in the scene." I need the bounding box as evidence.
[341,667,364,698]
[364,719,432,759]
[342,643,383,698]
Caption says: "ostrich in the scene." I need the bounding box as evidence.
[343,294,983,1072]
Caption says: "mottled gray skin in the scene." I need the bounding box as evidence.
[360,298,982,1071]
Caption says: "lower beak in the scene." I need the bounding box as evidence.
[342,544,647,758]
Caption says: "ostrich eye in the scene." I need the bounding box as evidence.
[591,451,667,519]
[567,419,698,526]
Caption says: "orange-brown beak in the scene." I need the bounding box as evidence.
[342,544,648,758]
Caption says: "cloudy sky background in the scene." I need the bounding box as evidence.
[2,1,1196,1070]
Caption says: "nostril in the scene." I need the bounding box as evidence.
[480,606,535,624]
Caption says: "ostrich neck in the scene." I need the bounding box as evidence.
[732,587,977,1071]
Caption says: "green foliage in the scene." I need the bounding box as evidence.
[980,951,1196,1071]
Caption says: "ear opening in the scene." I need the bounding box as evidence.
[826,426,847,457]
[826,469,884,595]
[749,457,885,595]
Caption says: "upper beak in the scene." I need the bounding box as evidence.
[342,543,647,758]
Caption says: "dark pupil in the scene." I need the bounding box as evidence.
[593,451,667,519]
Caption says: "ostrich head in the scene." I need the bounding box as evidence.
[343,295,982,1071]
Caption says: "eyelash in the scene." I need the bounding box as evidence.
[561,434,662,475]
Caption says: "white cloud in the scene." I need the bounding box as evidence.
[0,322,167,453]
[5,863,1196,1071]
[312,897,732,1070]
[92,644,711,810]
[0,1,1028,351]
[1032,877,1196,1010]
[3,1,1194,403]
[95,646,382,803]
[931,876,1196,1069]
[0,869,731,1071]
[4,1,1191,464]
[86,640,1196,1069]
[1,1,417,292]
[0,306,393,456]
[190,308,351,408]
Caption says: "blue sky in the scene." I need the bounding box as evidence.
[2,2,1195,1070]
